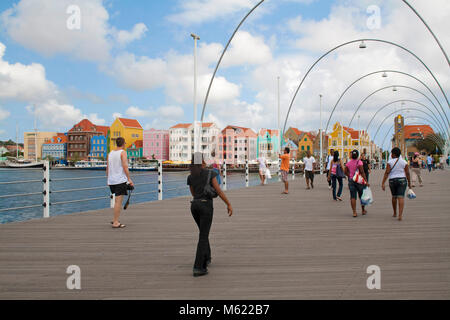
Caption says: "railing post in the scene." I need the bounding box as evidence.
[278,158,281,182]
[110,194,115,208]
[43,160,50,218]
[158,160,163,200]
[245,160,249,187]
[292,161,295,180]
[223,162,227,191]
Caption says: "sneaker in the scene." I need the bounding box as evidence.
[193,268,208,277]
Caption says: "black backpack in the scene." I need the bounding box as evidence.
[203,170,218,199]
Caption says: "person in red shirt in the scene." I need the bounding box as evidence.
[279,147,291,194]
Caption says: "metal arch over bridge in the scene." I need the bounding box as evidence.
[199,0,449,146]
[365,99,449,141]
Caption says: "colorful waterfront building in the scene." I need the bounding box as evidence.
[298,131,315,154]
[169,122,220,163]
[67,119,108,161]
[109,118,143,152]
[42,133,68,163]
[143,129,169,161]
[127,140,143,161]
[281,139,298,160]
[327,122,370,160]
[404,124,434,157]
[257,129,280,160]
[89,135,107,160]
[283,127,303,147]
[24,131,57,160]
[218,125,257,165]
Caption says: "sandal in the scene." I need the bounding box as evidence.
[112,223,126,229]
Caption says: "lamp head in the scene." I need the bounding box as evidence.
[191,33,200,40]
[359,41,367,49]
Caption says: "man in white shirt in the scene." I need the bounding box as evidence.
[325,149,334,189]
[107,137,134,228]
[257,156,267,185]
[303,150,316,189]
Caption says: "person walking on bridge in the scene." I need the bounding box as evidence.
[411,153,423,187]
[107,137,133,229]
[303,150,315,189]
[279,147,291,194]
[345,150,369,218]
[382,147,412,221]
[188,153,233,277]
[327,151,345,201]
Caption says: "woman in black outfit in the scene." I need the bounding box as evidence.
[187,153,233,277]
[361,153,371,183]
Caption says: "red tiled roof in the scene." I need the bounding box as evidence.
[171,122,215,129]
[171,123,191,129]
[291,128,303,136]
[134,140,143,148]
[404,125,434,140]
[95,126,109,136]
[118,118,142,129]
[69,119,96,132]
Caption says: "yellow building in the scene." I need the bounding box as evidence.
[109,118,143,152]
[328,122,353,160]
[298,132,314,154]
[328,122,371,160]
[24,131,57,160]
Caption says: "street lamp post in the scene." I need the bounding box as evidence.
[191,33,200,158]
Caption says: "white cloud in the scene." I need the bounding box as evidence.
[1,0,148,62]
[167,0,258,26]
[0,42,58,102]
[26,100,84,128]
[112,112,123,119]
[110,42,241,105]
[115,23,148,47]
[87,113,106,125]
[126,106,152,118]
[125,105,185,130]
[1,0,112,62]
[0,107,11,121]
[222,31,272,67]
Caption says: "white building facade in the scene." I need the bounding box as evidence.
[169,123,220,162]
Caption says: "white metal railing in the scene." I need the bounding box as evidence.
[0,160,290,221]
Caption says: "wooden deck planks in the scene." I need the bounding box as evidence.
[0,170,449,300]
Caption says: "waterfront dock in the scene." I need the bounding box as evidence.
[0,170,449,300]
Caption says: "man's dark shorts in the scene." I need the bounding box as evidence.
[109,182,128,196]
[305,170,314,181]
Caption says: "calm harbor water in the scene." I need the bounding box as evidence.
[0,168,279,224]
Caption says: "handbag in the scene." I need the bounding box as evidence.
[336,162,346,178]
[203,170,218,199]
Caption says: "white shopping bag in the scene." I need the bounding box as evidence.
[407,188,416,199]
[265,168,272,179]
[361,187,374,206]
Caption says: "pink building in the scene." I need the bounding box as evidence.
[218,125,258,165]
[143,129,169,161]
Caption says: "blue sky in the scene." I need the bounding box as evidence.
[0,0,448,148]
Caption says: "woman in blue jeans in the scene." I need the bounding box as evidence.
[327,151,345,201]
[382,147,412,221]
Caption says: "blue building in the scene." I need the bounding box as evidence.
[42,134,67,163]
[90,135,107,159]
